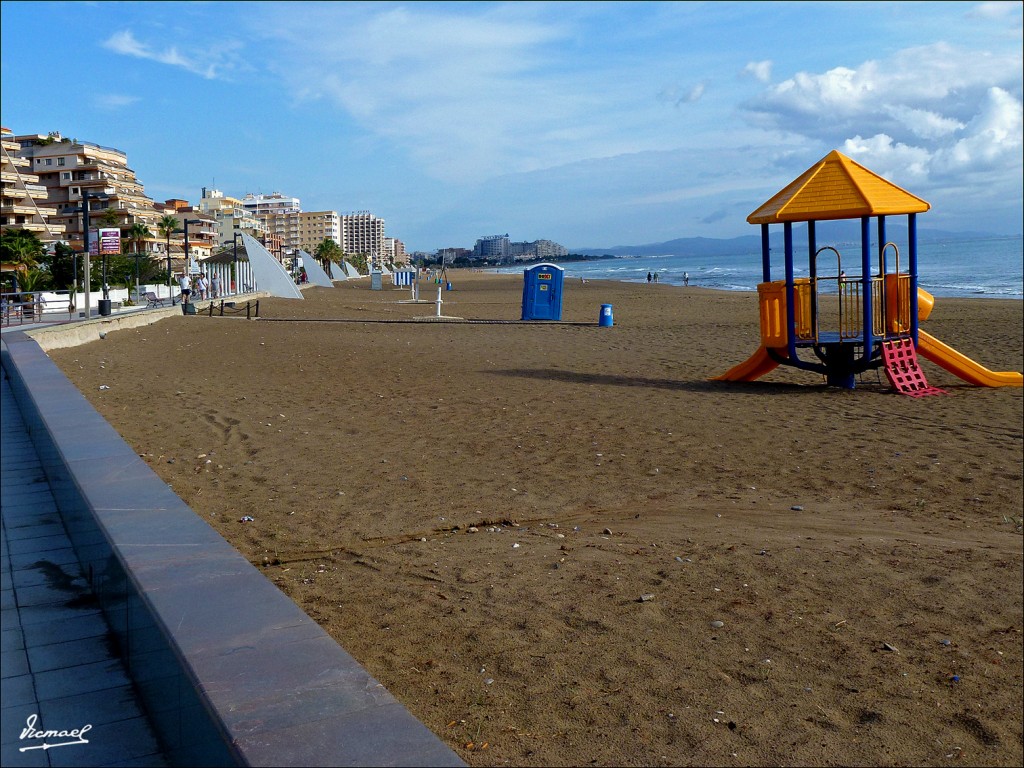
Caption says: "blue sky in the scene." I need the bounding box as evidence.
[2,1,1021,251]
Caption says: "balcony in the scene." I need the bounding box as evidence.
[0,203,43,216]
[0,216,48,232]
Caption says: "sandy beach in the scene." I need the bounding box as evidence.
[48,271,1023,767]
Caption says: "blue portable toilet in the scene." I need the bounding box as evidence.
[522,263,564,321]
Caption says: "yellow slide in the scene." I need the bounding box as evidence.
[711,346,781,382]
[916,330,1023,387]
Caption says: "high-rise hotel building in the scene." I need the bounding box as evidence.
[340,211,385,261]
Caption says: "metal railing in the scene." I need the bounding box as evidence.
[1,291,76,327]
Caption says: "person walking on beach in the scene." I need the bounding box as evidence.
[653,272,659,283]
[683,272,689,287]
[647,272,652,284]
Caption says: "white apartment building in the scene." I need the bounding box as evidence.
[241,192,302,253]
[1,127,60,242]
[341,211,385,262]
[508,238,569,261]
[199,188,267,247]
[474,234,510,261]
[242,192,300,217]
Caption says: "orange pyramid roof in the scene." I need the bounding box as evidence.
[747,150,930,224]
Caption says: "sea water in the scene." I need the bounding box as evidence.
[496,236,1023,300]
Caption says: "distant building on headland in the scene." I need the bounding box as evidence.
[468,234,568,265]
[511,239,568,261]
[474,234,510,261]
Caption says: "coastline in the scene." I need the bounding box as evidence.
[48,272,1023,767]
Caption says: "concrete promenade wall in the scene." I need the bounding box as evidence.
[1,325,464,767]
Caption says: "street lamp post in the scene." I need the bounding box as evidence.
[80,189,108,319]
[132,252,143,305]
[181,218,204,304]
[102,248,109,302]
[166,240,173,302]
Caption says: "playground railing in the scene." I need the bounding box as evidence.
[759,274,903,346]
[825,275,885,341]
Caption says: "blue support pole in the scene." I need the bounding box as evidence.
[760,224,771,283]
[877,215,887,346]
[784,222,797,361]
[877,215,887,276]
[861,216,872,351]
[808,220,818,341]
[909,213,919,345]
[807,220,816,273]
[860,215,868,337]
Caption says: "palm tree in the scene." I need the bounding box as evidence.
[157,215,180,277]
[99,207,120,229]
[127,222,152,257]
[348,252,369,275]
[0,228,46,269]
[313,238,343,271]
[17,267,48,317]
[123,223,153,302]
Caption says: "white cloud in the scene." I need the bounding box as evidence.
[884,105,964,140]
[743,60,772,83]
[744,42,1022,182]
[94,93,140,109]
[838,86,1022,209]
[748,43,1020,127]
[966,1,1023,21]
[658,81,708,107]
[933,87,1023,173]
[252,4,685,183]
[102,30,220,79]
[842,135,932,181]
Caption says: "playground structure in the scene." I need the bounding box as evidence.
[713,150,1022,390]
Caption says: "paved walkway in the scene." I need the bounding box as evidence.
[1,373,169,767]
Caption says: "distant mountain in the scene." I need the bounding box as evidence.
[572,225,1014,258]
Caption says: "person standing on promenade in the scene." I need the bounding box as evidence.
[178,272,192,304]
[210,274,221,299]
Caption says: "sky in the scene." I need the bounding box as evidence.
[1,1,1021,252]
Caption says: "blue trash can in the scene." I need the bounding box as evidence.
[599,304,614,327]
